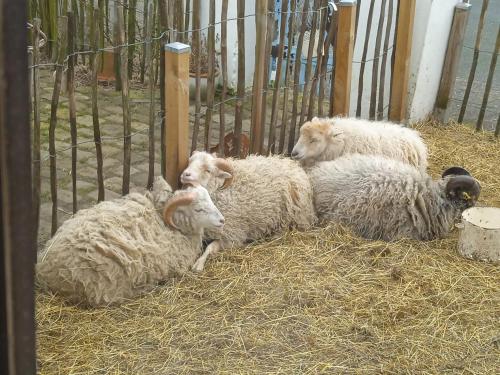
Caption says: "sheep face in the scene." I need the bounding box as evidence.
[180,151,233,189]
[443,172,481,209]
[165,185,225,234]
[291,117,336,165]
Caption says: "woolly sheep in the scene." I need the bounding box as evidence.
[308,154,481,241]
[180,151,317,271]
[36,177,224,307]
[291,116,428,170]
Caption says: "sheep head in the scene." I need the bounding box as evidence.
[163,185,224,233]
[291,117,340,165]
[180,151,234,190]
[444,170,481,208]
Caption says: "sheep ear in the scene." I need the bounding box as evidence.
[311,116,319,122]
[217,171,232,179]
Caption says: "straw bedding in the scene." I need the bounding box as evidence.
[36,121,500,374]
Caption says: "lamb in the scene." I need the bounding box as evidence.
[36,177,224,307]
[308,154,481,241]
[291,116,428,170]
[180,151,317,271]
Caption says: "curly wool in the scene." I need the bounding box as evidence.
[36,179,202,307]
[307,154,467,241]
[205,155,317,248]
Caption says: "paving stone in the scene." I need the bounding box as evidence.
[86,188,121,202]
[77,114,94,127]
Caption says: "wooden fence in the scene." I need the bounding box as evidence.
[27,0,416,244]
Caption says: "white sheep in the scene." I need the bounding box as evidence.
[308,154,481,241]
[291,116,428,170]
[180,151,317,272]
[36,177,224,307]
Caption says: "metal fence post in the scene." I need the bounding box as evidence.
[164,42,190,190]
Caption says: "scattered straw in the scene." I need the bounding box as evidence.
[37,121,500,374]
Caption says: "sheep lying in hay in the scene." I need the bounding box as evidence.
[36,177,224,307]
[291,116,428,170]
[308,154,481,241]
[180,151,317,272]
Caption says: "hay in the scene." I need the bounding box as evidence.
[37,121,500,374]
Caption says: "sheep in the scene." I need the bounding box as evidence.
[291,116,428,170]
[36,177,224,307]
[307,154,481,241]
[180,151,317,272]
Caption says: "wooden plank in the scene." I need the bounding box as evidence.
[476,25,499,131]
[219,0,229,155]
[377,0,394,120]
[369,0,386,120]
[250,0,268,154]
[0,1,37,371]
[67,12,78,212]
[355,0,375,118]
[458,0,489,123]
[164,42,190,189]
[146,2,155,189]
[434,3,470,122]
[159,0,168,176]
[332,0,356,117]
[233,0,246,157]
[268,0,289,154]
[117,5,132,195]
[278,0,296,154]
[287,0,310,154]
[318,5,338,116]
[90,7,105,202]
[389,0,416,122]
[140,0,149,84]
[190,0,202,153]
[78,0,86,64]
[127,0,137,79]
[32,18,42,238]
[203,0,216,151]
[48,17,68,235]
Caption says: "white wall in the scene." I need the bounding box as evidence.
[407,0,459,122]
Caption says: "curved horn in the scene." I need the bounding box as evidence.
[445,176,481,202]
[442,166,471,178]
[162,192,197,230]
[215,158,234,189]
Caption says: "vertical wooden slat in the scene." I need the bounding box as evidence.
[190,0,202,153]
[389,0,415,122]
[98,0,104,69]
[90,7,105,202]
[233,0,245,157]
[89,5,104,202]
[377,0,394,120]
[355,0,375,118]
[458,0,489,123]
[268,0,289,154]
[0,0,37,371]
[184,0,190,37]
[259,0,275,154]
[495,113,500,138]
[159,0,168,176]
[355,0,362,42]
[146,2,155,190]
[32,18,42,237]
[219,0,229,155]
[308,0,328,120]
[434,3,470,122]
[164,42,190,189]
[203,0,216,151]
[117,5,132,195]
[78,0,85,64]
[287,0,309,154]
[278,0,296,154]
[332,0,356,117]
[48,17,67,235]
[140,0,149,84]
[476,25,499,131]
[114,3,122,91]
[67,12,78,212]
[369,0,386,120]
[318,5,338,117]
[127,0,137,79]
[299,0,320,127]
[250,0,268,154]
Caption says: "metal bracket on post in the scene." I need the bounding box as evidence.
[164,42,191,189]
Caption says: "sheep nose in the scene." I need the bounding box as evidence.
[291,150,299,158]
[219,218,225,225]
[183,171,191,177]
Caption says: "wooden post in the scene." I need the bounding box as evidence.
[164,42,190,190]
[250,0,268,154]
[389,0,416,122]
[434,2,471,122]
[332,0,357,117]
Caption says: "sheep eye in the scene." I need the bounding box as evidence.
[310,138,318,143]
[194,208,204,213]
